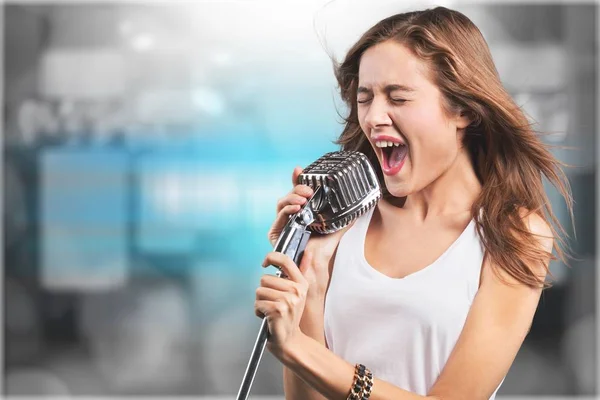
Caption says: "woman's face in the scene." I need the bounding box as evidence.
[357,40,470,198]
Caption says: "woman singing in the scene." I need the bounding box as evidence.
[255,6,572,399]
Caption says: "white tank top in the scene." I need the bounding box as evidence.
[324,206,504,398]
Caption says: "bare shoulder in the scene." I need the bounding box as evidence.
[518,207,554,253]
[481,208,554,287]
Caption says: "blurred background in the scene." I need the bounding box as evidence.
[2,0,597,398]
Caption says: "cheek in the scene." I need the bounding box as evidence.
[408,103,449,135]
[406,109,458,162]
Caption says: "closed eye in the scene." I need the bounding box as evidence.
[357,97,407,104]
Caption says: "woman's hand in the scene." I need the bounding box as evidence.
[267,167,352,301]
[255,251,310,354]
[267,166,314,247]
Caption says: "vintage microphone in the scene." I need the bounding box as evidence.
[236,150,382,400]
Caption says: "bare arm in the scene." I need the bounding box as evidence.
[283,297,328,400]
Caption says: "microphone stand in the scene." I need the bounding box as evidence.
[236,186,326,400]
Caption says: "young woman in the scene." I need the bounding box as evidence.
[255,6,572,399]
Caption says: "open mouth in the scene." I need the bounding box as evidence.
[377,141,409,175]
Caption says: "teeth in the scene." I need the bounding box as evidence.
[375,140,403,148]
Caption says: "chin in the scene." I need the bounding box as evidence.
[382,178,411,198]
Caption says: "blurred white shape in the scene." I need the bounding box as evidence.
[38,102,60,137]
[6,369,71,396]
[492,43,566,92]
[543,92,570,142]
[146,169,239,226]
[158,172,185,219]
[58,99,75,117]
[131,33,155,52]
[190,173,239,220]
[513,91,569,144]
[135,89,196,126]
[433,0,454,6]
[312,0,429,60]
[17,99,59,144]
[118,20,133,36]
[39,48,127,100]
[191,87,226,116]
[211,51,233,67]
[17,100,42,144]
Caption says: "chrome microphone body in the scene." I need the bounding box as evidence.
[236,151,381,400]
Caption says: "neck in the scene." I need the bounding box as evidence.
[395,148,481,221]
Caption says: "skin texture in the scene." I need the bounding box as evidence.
[255,40,553,400]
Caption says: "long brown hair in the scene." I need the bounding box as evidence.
[331,7,573,289]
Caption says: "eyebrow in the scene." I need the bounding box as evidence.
[357,84,416,94]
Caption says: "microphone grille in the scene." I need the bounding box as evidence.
[298,151,382,234]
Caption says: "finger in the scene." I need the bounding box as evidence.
[271,204,301,229]
[260,273,301,294]
[255,302,265,318]
[276,193,308,213]
[292,184,313,198]
[254,300,278,319]
[256,286,287,301]
[262,251,305,284]
[268,205,302,245]
[292,166,303,186]
[254,300,269,318]
[260,280,305,310]
[257,289,301,315]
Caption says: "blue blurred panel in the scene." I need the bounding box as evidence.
[39,148,129,292]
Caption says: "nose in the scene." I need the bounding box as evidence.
[363,99,392,131]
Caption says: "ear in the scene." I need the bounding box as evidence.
[455,110,473,129]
